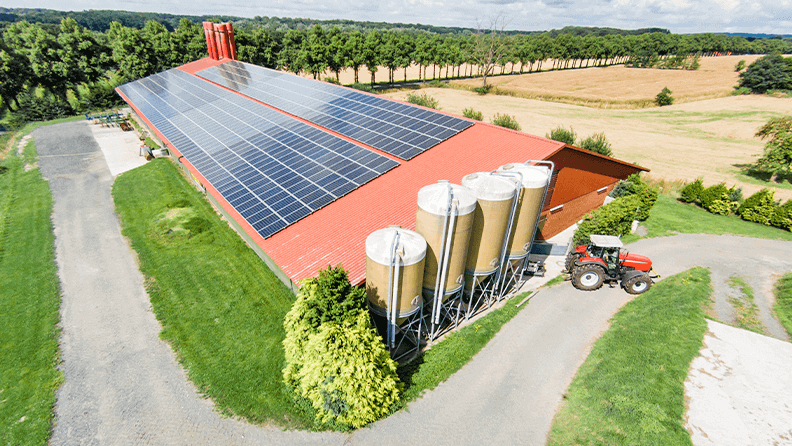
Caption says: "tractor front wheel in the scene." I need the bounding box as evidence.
[572,264,605,291]
[623,274,652,295]
[565,252,582,273]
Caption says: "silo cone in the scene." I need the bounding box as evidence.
[461,173,517,291]
[365,227,426,323]
[415,182,477,301]
[498,163,551,259]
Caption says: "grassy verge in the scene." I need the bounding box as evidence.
[0,129,63,444]
[774,273,792,340]
[726,276,765,334]
[397,291,532,403]
[112,159,313,428]
[547,267,712,446]
[621,194,792,244]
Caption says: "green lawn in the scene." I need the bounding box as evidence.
[0,131,63,445]
[112,159,313,428]
[727,276,765,334]
[547,267,712,446]
[621,194,792,244]
[774,273,792,340]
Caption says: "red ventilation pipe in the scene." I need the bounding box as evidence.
[202,22,218,60]
[212,23,224,59]
[227,22,237,60]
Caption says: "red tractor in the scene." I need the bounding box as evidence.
[565,235,658,294]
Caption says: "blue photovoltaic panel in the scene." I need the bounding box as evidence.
[196,61,474,160]
[117,68,399,239]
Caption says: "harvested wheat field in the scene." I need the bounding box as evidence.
[451,55,769,108]
[384,88,792,201]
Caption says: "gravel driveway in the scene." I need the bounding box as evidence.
[34,121,792,445]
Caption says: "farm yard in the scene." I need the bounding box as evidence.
[386,56,792,201]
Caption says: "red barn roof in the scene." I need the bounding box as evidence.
[119,58,645,287]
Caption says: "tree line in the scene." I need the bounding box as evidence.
[2,17,792,125]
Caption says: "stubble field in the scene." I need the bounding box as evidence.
[383,55,791,201]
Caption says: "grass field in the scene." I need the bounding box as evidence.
[452,55,766,107]
[774,273,792,340]
[547,267,712,446]
[112,159,314,428]
[621,194,792,244]
[0,130,63,445]
[385,65,792,202]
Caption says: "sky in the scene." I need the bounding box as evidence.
[6,0,792,34]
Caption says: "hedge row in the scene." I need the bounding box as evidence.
[283,266,401,429]
[680,179,791,231]
[573,174,658,245]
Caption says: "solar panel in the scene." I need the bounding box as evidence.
[196,61,474,160]
[117,69,399,239]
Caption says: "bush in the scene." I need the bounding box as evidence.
[737,188,778,225]
[608,174,658,220]
[735,60,747,72]
[283,265,400,428]
[728,186,744,204]
[738,54,792,94]
[655,87,674,106]
[473,85,492,95]
[80,80,125,112]
[770,200,792,230]
[462,107,483,121]
[491,113,521,131]
[699,183,730,212]
[427,79,448,88]
[348,82,375,93]
[579,132,614,157]
[405,92,440,109]
[546,126,576,145]
[732,86,752,95]
[324,77,341,85]
[679,178,704,203]
[573,194,648,245]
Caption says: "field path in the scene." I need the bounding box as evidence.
[36,121,792,444]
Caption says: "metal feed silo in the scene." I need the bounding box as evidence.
[498,163,551,258]
[415,181,477,299]
[365,227,427,322]
[461,173,517,287]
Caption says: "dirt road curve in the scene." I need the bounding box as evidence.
[36,121,792,445]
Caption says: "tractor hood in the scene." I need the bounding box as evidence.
[620,253,652,271]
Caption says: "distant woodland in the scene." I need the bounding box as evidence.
[2,7,791,126]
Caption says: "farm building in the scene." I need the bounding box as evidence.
[116,26,647,292]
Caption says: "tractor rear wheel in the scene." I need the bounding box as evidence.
[623,274,652,295]
[572,264,605,291]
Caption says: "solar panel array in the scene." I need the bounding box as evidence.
[197,61,473,160]
[117,69,399,238]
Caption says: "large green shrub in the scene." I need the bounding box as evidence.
[283,265,400,428]
[737,189,778,225]
[6,89,74,128]
[295,311,401,428]
[608,174,658,221]
[699,183,733,215]
[573,195,642,245]
[546,126,576,145]
[679,178,705,203]
[579,132,614,157]
[770,200,792,230]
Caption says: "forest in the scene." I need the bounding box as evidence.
[2,8,792,127]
